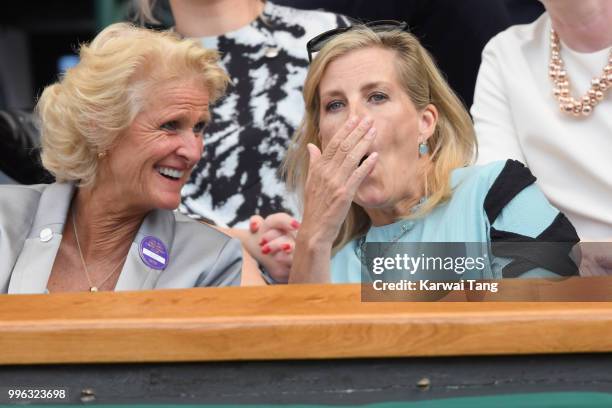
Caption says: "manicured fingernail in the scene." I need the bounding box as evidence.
[261,245,271,254]
[291,219,300,229]
[366,127,377,139]
[259,238,267,246]
[281,243,292,253]
[250,221,259,232]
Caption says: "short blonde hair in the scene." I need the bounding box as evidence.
[284,27,476,252]
[37,22,228,186]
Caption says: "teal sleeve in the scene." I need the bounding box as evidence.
[490,183,566,278]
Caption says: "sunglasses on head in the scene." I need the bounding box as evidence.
[306,20,409,63]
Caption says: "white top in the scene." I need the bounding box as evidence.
[471,13,612,239]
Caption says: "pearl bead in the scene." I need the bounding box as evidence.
[549,28,610,117]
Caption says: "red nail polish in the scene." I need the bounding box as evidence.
[250,221,258,232]
[259,238,267,246]
[261,245,271,254]
[281,243,292,253]
[291,220,300,229]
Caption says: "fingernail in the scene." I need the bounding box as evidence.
[364,117,373,125]
[261,245,271,254]
[259,238,267,246]
[366,127,377,138]
[281,243,292,253]
[348,116,358,126]
[291,219,301,229]
[250,221,259,232]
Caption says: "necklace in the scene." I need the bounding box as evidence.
[354,197,426,260]
[355,220,414,260]
[549,28,612,117]
[72,210,123,292]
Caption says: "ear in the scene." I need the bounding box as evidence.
[418,104,438,143]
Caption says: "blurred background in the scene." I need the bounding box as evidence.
[0,0,544,185]
[0,0,133,184]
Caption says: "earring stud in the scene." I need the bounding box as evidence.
[418,142,429,157]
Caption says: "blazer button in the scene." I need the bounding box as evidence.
[39,228,53,242]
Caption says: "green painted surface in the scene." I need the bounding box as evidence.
[4,392,612,407]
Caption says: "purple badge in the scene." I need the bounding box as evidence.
[139,236,168,270]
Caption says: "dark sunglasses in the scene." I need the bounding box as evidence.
[306,20,409,62]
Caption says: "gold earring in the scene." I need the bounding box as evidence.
[97,151,107,159]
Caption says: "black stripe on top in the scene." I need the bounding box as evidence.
[484,160,579,278]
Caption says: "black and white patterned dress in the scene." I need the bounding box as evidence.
[179,2,349,228]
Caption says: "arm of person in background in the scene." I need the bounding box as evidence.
[573,241,612,277]
[0,109,52,184]
[471,38,527,165]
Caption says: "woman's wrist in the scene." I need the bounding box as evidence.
[290,231,333,283]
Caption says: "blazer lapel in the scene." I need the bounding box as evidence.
[9,183,74,294]
[114,209,175,291]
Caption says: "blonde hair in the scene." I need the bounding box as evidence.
[37,22,228,186]
[284,26,476,252]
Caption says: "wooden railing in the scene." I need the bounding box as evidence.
[1,279,612,365]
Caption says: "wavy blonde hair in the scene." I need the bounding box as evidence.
[284,26,476,253]
[37,22,228,186]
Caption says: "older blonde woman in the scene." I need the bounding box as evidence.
[285,23,581,283]
[0,23,261,294]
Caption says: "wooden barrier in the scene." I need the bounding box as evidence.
[1,280,612,365]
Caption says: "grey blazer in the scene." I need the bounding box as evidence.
[0,183,242,294]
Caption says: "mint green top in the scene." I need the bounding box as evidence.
[330,161,570,283]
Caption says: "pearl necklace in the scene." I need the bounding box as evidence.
[549,28,612,117]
